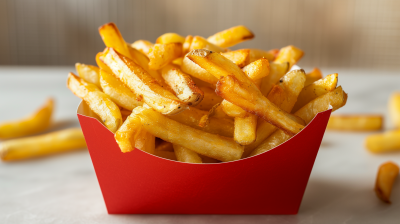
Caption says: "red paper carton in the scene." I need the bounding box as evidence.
[77,101,332,214]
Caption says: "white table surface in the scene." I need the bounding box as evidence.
[0,66,400,224]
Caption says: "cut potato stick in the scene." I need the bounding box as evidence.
[134,129,155,155]
[161,64,204,106]
[249,48,277,62]
[114,107,145,153]
[389,92,400,128]
[100,69,143,110]
[173,144,202,164]
[154,150,177,161]
[182,35,194,55]
[234,114,258,145]
[148,43,183,70]
[365,130,400,153]
[0,128,86,161]
[155,141,174,152]
[98,22,131,58]
[156,33,185,44]
[327,115,383,131]
[194,86,223,111]
[96,52,113,73]
[67,73,122,133]
[102,47,187,115]
[259,62,290,97]
[242,58,270,80]
[375,161,399,203]
[181,57,218,86]
[292,73,338,112]
[75,63,101,89]
[221,49,251,68]
[250,86,347,156]
[221,100,247,118]
[0,98,53,139]
[305,68,323,86]
[131,40,154,57]
[207,25,254,48]
[189,36,226,53]
[274,45,304,68]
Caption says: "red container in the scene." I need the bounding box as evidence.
[77,101,332,214]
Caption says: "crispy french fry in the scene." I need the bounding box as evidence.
[148,43,183,70]
[161,64,204,106]
[242,58,270,80]
[365,130,400,153]
[114,107,144,153]
[389,92,400,128]
[0,128,86,161]
[250,86,347,156]
[305,68,323,86]
[249,48,278,62]
[274,45,304,68]
[156,33,185,44]
[207,25,254,48]
[135,107,243,162]
[292,73,338,112]
[155,141,174,152]
[98,23,131,58]
[221,100,247,118]
[190,76,216,89]
[221,49,251,68]
[194,86,223,111]
[134,129,155,154]
[181,57,218,86]
[96,52,113,73]
[327,115,383,131]
[259,62,290,97]
[154,150,177,161]
[75,63,101,89]
[102,47,187,115]
[182,35,194,55]
[173,144,202,164]
[234,114,258,145]
[375,161,399,203]
[189,36,226,53]
[0,98,54,139]
[67,73,122,133]
[131,40,154,57]
[100,69,143,110]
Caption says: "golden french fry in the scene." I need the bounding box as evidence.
[154,150,177,161]
[182,35,194,55]
[114,107,144,153]
[242,58,270,80]
[135,107,243,162]
[234,114,258,145]
[190,76,216,89]
[100,69,143,110]
[68,73,122,133]
[0,128,86,161]
[207,25,254,48]
[305,68,323,86]
[96,52,113,73]
[221,49,251,68]
[148,43,183,70]
[375,161,399,203]
[131,40,154,56]
[249,48,277,62]
[194,86,223,111]
[0,98,54,139]
[173,144,202,164]
[327,115,383,131]
[250,86,347,156]
[292,73,338,112]
[365,130,400,153]
[389,92,400,128]
[75,63,101,89]
[221,100,247,118]
[189,36,226,53]
[181,57,218,86]
[156,33,185,44]
[102,47,187,115]
[134,129,155,154]
[155,141,174,152]
[161,64,204,106]
[274,45,304,68]
[98,22,131,58]
[199,103,220,128]
[259,62,290,97]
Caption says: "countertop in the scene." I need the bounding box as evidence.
[0,66,399,224]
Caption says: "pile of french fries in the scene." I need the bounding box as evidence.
[67,22,348,163]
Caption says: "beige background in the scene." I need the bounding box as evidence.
[1,0,399,70]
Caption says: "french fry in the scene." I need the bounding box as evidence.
[234,114,258,145]
[292,73,338,112]
[172,57,184,66]
[375,161,399,203]
[194,86,223,111]
[155,141,174,152]
[242,58,270,80]
[248,48,278,62]
[259,62,290,97]
[134,129,155,154]
[221,49,251,68]
[131,40,154,56]
[75,63,101,89]
[182,35,194,55]
[327,115,383,131]
[98,22,131,58]
[389,92,400,128]
[305,68,323,86]
[135,107,244,162]
[181,57,218,86]
[365,130,400,153]
[68,72,122,133]
[250,86,347,156]
[207,25,254,48]
[173,144,202,164]
[156,33,185,44]
[161,64,204,106]
[0,98,54,139]
[198,103,231,128]
[221,100,247,118]
[100,69,143,110]
[148,43,183,70]
[274,45,304,68]
[0,128,86,161]
[190,76,216,89]
[189,36,226,53]
[114,107,144,153]
[102,47,187,115]
[96,52,113,73]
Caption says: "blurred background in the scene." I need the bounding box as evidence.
[1,0,400,70]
